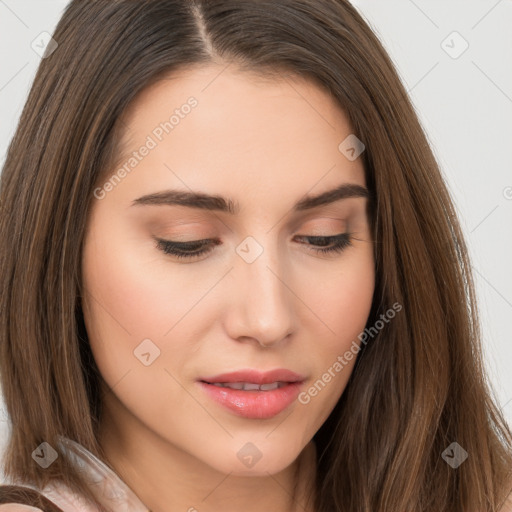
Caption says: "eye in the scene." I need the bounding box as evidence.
[155,238,219,260]
[155,233,353,260]
[295,233,352,254]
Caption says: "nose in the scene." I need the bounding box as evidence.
[223,244,295,348]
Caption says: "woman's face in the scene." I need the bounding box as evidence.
[81,64,375,476]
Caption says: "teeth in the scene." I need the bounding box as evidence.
[210,381,287,391]
[259,382,279,391]
[212,382,245,390]
[243,382,261,391]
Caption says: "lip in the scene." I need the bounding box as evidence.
[199,368,305,385]
[197,368,306,419]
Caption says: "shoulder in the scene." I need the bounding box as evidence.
[0,506,43,511]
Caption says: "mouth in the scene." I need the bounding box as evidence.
[197,369,306,419]
[203,381,290,391]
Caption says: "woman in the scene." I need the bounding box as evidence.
[1,1,511,511]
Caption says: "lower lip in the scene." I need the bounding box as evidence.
[198,381,303,419]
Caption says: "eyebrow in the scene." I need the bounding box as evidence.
[131,183,369,214]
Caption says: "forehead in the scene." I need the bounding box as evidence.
[105,64,366,210]
[120,64,354,142]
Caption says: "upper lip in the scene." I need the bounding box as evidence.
[199,369,306,385]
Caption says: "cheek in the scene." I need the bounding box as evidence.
[80,223,168,385]
[306,244,375,347]
[80,229,188,425]
[81,220,217,401]
[81,226,190,341]
[297,245,374,408]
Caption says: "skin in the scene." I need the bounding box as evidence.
[81,63,375,512]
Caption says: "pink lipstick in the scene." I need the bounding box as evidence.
[198,369,305,419]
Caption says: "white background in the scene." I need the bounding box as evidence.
[1,0,511,471]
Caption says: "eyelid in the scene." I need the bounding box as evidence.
[154,232,353,260]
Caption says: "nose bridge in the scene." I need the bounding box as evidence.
[228,234,294,346]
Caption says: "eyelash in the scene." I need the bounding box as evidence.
[155,233,353,260]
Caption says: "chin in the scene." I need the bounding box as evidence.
[204,438,304,477]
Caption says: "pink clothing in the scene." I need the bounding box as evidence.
[2,437,149,512]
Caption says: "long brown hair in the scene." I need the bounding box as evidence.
[1,1,511,511]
